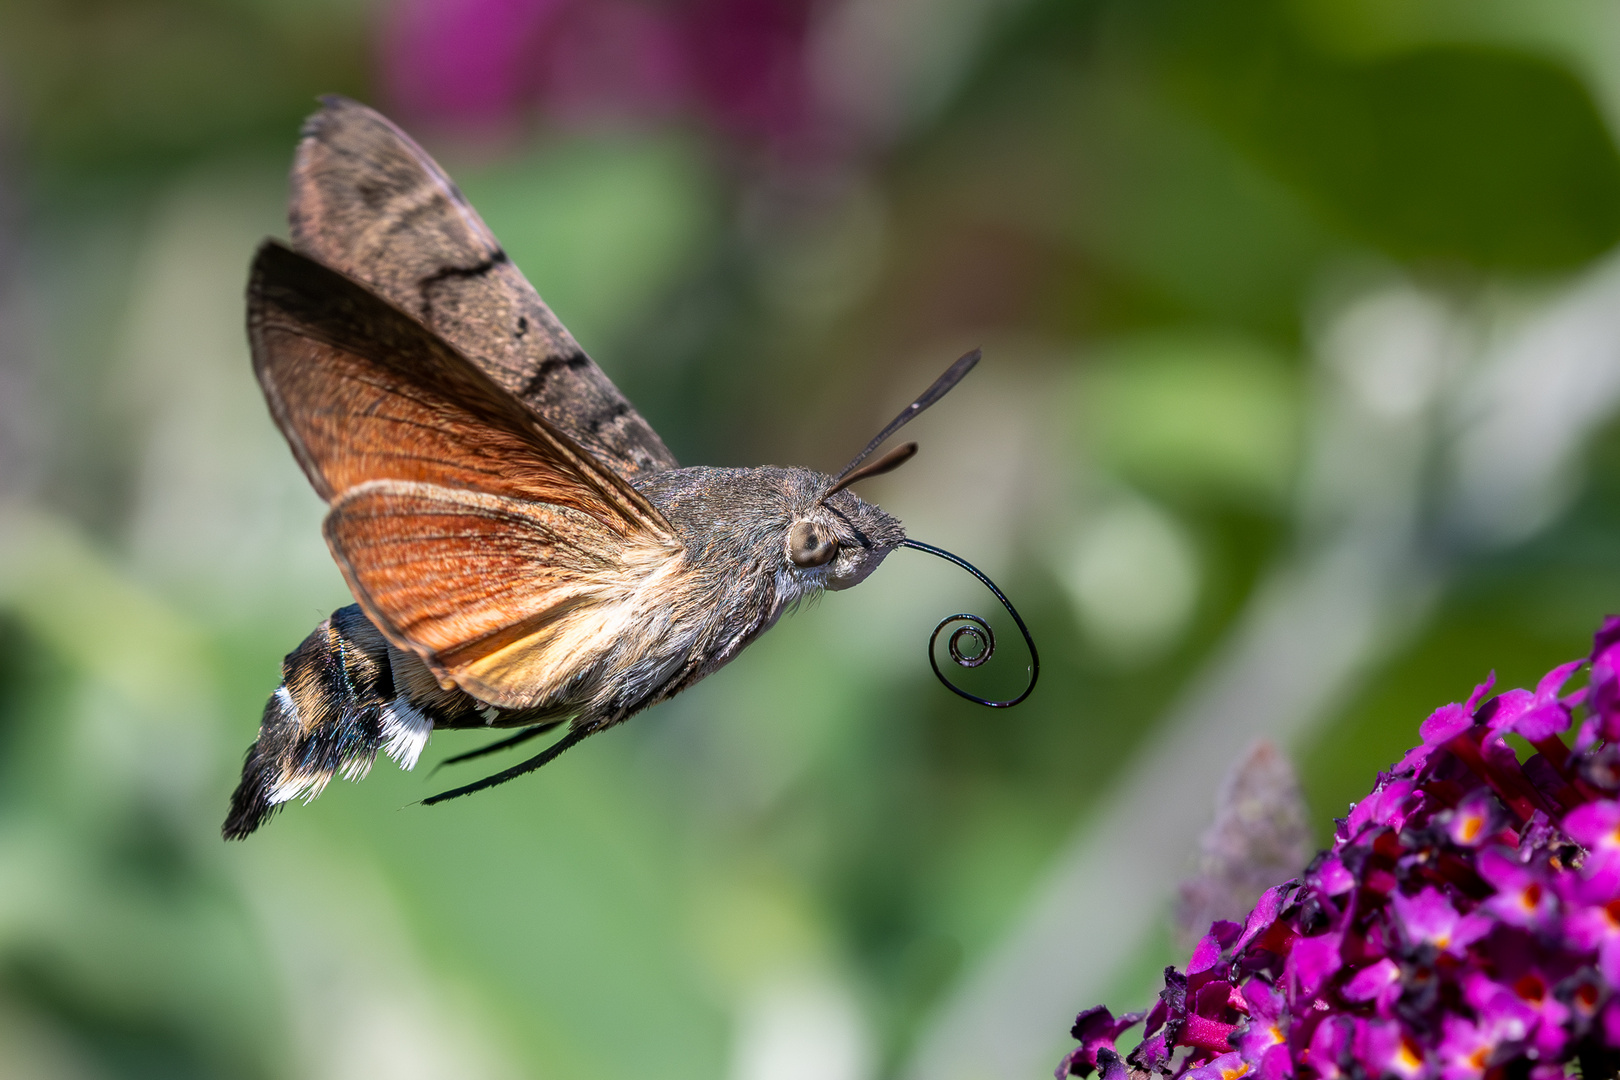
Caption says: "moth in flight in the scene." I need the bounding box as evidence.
[224,97,1035,839]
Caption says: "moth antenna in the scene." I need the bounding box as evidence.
[421,726,590,805]
[833,348,981,483]
[429,720,566,775]
[900,538,1039,708]
[822,441,917,500]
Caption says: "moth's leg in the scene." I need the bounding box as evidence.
[432,721,566,772]
[422,727,591,806]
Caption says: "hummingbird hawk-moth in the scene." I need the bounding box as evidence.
[222,97,1035,839]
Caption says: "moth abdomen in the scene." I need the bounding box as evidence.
[223,604,435,839]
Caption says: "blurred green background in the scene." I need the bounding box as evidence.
[6,1,1620,1078]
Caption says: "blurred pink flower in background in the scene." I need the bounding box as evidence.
[381,0,831,151]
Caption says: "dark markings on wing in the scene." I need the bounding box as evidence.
[418,249,509,294]
[587,400,632,433]
[519,351,593,400]
[288,95,678,477]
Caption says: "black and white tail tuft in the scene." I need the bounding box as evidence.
[223,605,435,839]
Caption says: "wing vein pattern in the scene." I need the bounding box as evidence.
[248,240,682,712]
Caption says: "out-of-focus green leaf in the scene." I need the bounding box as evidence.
[0,0,367,180]
[1078,333,1300,506]
[1059,71,1333,333]
[455,137,716,358]
[325,736,727,1080]
[1164,0,1620,270]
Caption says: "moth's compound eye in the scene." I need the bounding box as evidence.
[787,520,838,568]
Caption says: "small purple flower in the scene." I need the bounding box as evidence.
[1396,675,1495,777]
[1435,1015,1499,1080]
[1304,1016,1354,1080]
[1191,924,1242,974]
[1286,930,1343,1001]
[1056,617,1620,1080]
[1057,1006,1147,1078]
[1489,662,1581,745]
[1185,1051,1252,1080]
[1565,800,1620,867]
[1563,900,1620,983]
[1231,984,1283,1068]
[1440,789,1505,848]
[1477,848,1558,928]
[1586,617,1620,743]
[1093,1049,1131,1080]
[1346,777,1420,834]
[1389,886,1492,956]
[1305,856,1355,897]
[1354,1018,1428,1080]
[1461,972,1537,1046]
[1341,957,1402,1014]
[1254,1044,1293,1080]
[1234,886,1291,953]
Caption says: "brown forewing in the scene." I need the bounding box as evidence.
[288,96,678,477]
[248,240,680,707]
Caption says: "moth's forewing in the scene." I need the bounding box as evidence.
[248,240,680,709]
[289,96,678,477]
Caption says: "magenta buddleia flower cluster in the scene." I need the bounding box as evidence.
[1059,618,1620,1080]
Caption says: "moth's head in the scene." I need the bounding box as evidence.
[784,478,905,591]
[779,346,985,591]
[646,349,981,600]
[635,465,901,594]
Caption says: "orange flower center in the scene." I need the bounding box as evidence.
[1396,1037,1425,1076]
[1514,974,1547,1004]
[1605,899,1620,927]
